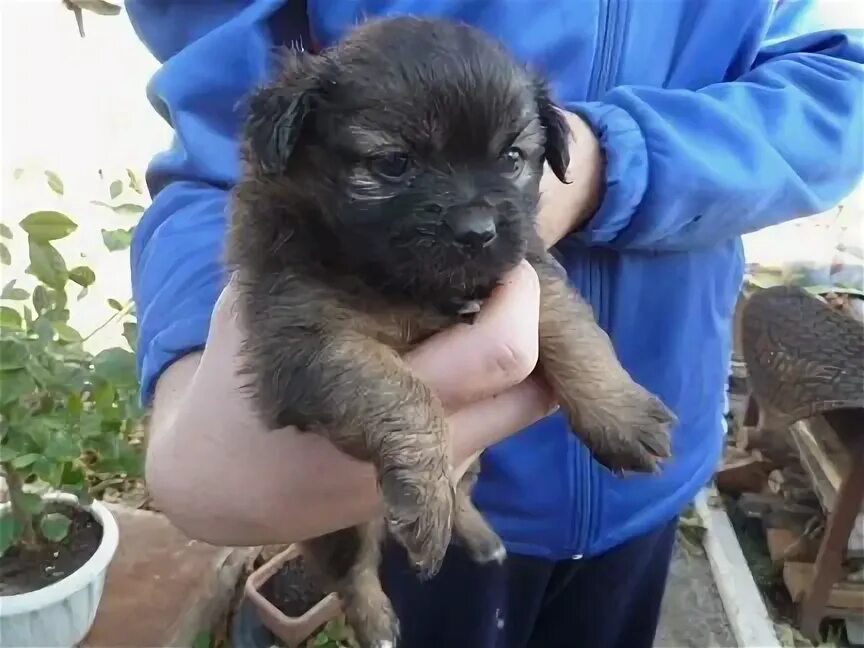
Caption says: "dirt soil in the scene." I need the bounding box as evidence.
[262,554,327,618]
[0,503,102,596]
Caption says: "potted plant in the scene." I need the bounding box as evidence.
[0,178,144,647]
[244,544,343,647]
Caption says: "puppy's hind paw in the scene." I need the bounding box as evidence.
[457,527,507,564]
[475,540,507,565]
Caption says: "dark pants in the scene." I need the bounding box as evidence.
[380,517,678,648]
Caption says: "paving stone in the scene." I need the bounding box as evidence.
[656,542,737,647]
[83,505,256,648]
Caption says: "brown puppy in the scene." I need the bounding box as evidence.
[227,16,676,648]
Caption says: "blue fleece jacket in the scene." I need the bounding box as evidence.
[125,0,864,559]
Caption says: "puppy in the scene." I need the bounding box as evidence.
[227,16,676,648]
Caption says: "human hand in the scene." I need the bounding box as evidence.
[536,110,605,247]
[145,261,554,545]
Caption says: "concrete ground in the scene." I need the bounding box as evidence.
[656,540,737,647]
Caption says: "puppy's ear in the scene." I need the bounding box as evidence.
[533,77,571,183]
[245,55,321,174]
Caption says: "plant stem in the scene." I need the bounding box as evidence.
[3,468,38,548]
[83,299,133,343]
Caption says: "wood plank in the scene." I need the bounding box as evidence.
[789,418,864,557]
[767,528,819,565]
[784,562,864,612]
[790,420,839,511]
[799,449,864,640]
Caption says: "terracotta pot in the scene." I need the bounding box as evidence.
[244,543,341,647]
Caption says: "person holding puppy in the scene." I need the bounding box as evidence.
[126,2,863,647]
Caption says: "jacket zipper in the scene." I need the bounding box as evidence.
[570,0,624,558]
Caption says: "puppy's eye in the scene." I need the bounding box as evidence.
[499,147,525,177]
[369,153,411,180]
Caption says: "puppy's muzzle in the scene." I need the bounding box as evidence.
[446,208,498,250]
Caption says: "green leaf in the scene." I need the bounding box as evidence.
[12,490,45,515]
[192,632,212,648]
[0,223,12,239]
[109,180,123,199]
[10,453,41,469]
[33,286,50,314]
[60,462,87,489]
[20,211,77,242]
[33,317,55,343]
[127,168,144,194]
[113,204,144,217]
[93,348,138,388]
[31,457,60,484]
[0,445,20,461]
[27,239,68,288]
[45,308,70,324]
[69,266,95,288]
[92,381,114,411]
[50,288,67,312]
[101,228,133,252]
[53,322,82,343]
[0,515,22,555]
[67,393,83,417]
[44,170,64,195]
[107,298,123,311]
[0,243,10,266]
[0,307,21,330]
[122,322,138,351]
[77,286,89,301]
[1,281,28,301]
[0,339,29,369]
[0,369,37,407]
[22,306,33,330]
[92,201,145,217]
[80,411,104,438]
[40,513,72,543]
[44,434,80,461]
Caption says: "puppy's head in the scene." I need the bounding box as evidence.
[242,17,571,302]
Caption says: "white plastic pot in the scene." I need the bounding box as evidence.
[0,492,119,647]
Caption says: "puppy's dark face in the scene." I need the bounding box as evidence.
[244,17,570,303]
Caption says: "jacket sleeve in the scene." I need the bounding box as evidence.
[125,0,308,403]
[569,1,864,252]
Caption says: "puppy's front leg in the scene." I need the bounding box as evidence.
[528,252,676,473]
[246,330,454,576]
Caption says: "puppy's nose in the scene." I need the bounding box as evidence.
[450,213,497,249]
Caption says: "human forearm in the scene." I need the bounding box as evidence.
[566,28,863,252]
[145,263,552,546]
[148,360,551,547]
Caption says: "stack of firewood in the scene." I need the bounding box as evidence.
[719,409,864,636]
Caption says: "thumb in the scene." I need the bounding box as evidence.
[407,260,541,411]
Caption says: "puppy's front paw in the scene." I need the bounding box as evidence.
[570,386,676,474]
[382,470,455,578]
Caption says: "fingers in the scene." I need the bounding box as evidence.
[451,373,558,478]
[406,260,542,411]
[216,262,542,413]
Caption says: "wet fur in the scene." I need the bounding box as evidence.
[227,17,676,648]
